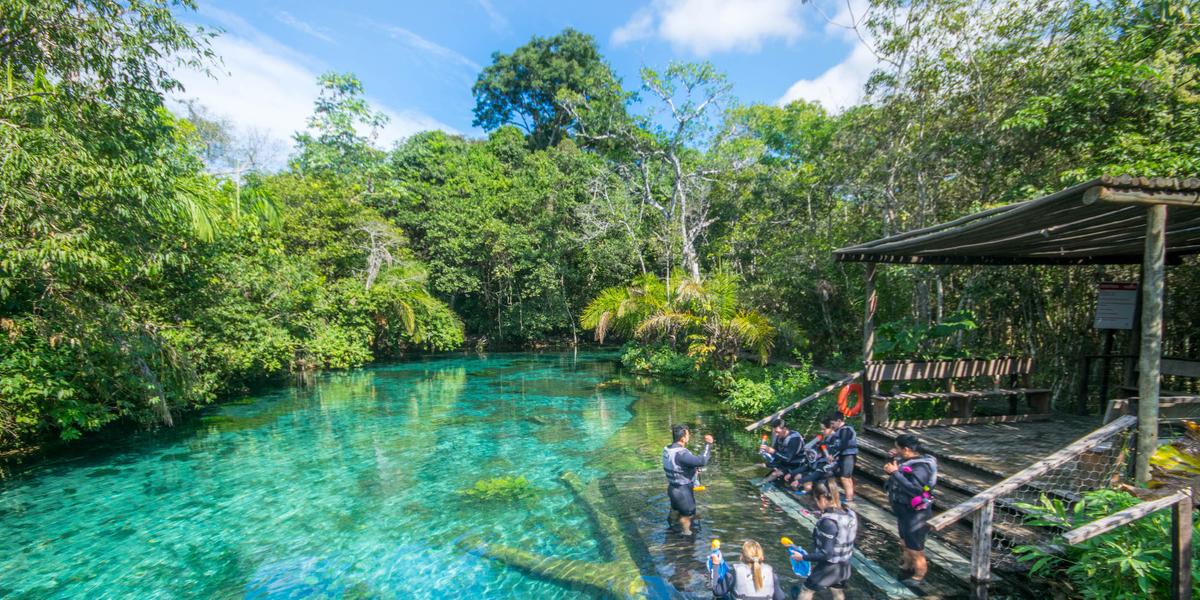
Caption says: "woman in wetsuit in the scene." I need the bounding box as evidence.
[884,433,937,587]
[795,480,857,600]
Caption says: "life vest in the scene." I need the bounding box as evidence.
[730,562,776,599]
[815,509,858,564]
[888,455,938,510]
[663,444,695,486]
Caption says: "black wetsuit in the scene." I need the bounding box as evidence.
[767,431,803,472]
[664,442,711,517]
[803,510,856,591]
[829,425,858,477]
[887,456,936,551]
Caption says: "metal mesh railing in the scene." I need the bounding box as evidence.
[928,415,1138,580]
[984,423,1136,571]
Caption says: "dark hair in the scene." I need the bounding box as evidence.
[895,434,923,453]
[821,414,837,428]
[812,479,839,503]
[832,411,846,422]
[771,418,787,429]
[671,424,689,442]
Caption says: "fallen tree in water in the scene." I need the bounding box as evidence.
[459,471,648,599]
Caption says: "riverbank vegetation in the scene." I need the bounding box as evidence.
[3,0,1199,451]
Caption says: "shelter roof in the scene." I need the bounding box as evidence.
[834,175,1200,265]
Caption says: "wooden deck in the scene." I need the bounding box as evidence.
[870,415,1105,478]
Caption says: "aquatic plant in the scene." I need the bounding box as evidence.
[459,476,537,503]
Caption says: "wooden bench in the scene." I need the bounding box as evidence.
[863,357,1051,426]
[1114,358,1200,400]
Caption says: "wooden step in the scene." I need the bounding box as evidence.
[754,480,919,599]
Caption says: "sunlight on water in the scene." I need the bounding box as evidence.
[0,353,901,599]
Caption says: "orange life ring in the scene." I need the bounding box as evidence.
[837,383,864,417]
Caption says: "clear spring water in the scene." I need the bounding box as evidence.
[0,353,739,599]
[0,352,925,599]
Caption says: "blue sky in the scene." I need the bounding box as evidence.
[172,0,875,156]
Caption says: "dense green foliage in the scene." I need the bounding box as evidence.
[0,3,460,448]
[1016,489,1200,598]
[3,0,1199,451]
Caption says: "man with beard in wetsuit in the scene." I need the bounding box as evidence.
[663,424,714,536]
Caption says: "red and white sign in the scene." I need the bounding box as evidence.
[1095,282,1138,330]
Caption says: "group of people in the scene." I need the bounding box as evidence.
[662,414,939,599]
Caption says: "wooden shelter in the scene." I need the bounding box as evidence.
[834,175,1200,483]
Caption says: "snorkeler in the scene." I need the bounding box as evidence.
[663,424,714,536]
[759,419,803,485]
[795,480,857,600]
[884,433,938,587]
[824,412,858,505]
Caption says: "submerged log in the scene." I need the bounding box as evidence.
[460,471,648,599]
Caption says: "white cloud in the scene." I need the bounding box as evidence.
[477,0,509,32]
[777,42,876,110]
[274,11,336,44]
[612,0,804,55]
[776,0,879,111]
[378,24,480,72]
[170,18,455,168]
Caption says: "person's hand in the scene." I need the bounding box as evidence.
[703,434,714,444]
[883,461,898,475]
[764,446,775,454]
[790,550,804,561]
[710,552,722,565]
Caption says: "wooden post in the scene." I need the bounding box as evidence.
[1097,330,1115,413]
[970,499,994,599]
[863,263,878,425]
[1136,204,1167,484]
[1173,489,1192,600]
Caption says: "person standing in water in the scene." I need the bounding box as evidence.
[663,424,714,536]
[884,433,938,587]
[710,539,786,599]
[795,480,857,600]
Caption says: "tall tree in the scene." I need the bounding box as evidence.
[472,28,626,149]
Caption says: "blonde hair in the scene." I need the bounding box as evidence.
[741,540,766,591]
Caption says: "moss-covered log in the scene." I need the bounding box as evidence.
[460,470,648,599]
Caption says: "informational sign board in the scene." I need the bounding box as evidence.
[1095,282,1138,330]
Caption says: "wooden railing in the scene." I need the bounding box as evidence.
[927,415,1138,596]
[744,371,862,431]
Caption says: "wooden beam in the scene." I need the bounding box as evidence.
[865,357,1034,381]
[971,499,994,587]
[1090,186,1200,208]
[881,413,1051,429]
[1137,204,1167,484]
[743,371,862,431]
[1174,490,1194,600]
[929,415,1138,531]
[863,263,878,426]
[1062,490,1189,544]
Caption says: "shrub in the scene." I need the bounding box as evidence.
[1015,489,1200,599]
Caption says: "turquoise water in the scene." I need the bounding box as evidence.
[0,353,744,599]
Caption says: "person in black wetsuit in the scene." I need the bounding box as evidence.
[710,539,786,600]
[825,412,858,506]
[795,480,857,600]
[760,419,803,485]
[884,433,938,587]
[663,424,713,536]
